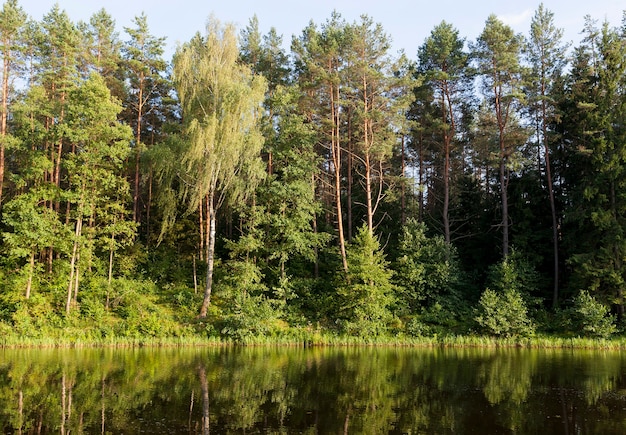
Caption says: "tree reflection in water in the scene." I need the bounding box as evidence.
[0,347,625,433]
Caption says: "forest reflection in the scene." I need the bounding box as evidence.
[0,346,625,433]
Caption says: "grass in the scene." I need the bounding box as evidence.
[3,319,626,350]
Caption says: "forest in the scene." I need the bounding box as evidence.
[0,0,624,344]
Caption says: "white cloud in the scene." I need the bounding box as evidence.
[498,9,533,27]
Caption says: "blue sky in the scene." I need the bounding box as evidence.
[21,0,626,60]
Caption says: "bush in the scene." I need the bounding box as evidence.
[218,294,279,341]
[336,226,396,337]
[475,288,534,337]
[571,290,616,338]
[394,219,461,313]
[405,317,432,337]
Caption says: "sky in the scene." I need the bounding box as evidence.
[20,0,626,60]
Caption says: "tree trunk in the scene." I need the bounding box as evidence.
[25,251,35,299]
[542,99,560,307]
[198,366,210,435]
[146,167,153,242]
[330,81,348,273]
[347,109,353,241]
[401,135,406,225]
[441,82,456,247]
[0,55,8,207]
[365,151,374,235]
[312,173,319,278]
[200,194,216,317]
[193,254,198,294]
[106,233,115,309]
[418,131,424,222]
[66,218,82,315]
[495,84,509,258]
[443,139,450,246]
[499,151,509,258]
[133,72,144,223]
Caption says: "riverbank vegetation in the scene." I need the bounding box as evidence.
[0,1,625,346]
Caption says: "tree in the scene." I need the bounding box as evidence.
[81,8,124,99]
[0,0,27,207]
[570,290,616,338]
[416,21,472,245]
[123,13,167,224]
[240,15,291,177]
[561,18,626,317]
[255,87,329,286]
[525,4,569,307]
[346,15,413,236]
[474,15,526,258]
[475,287,534,337]
[2,186,67,299]
[172,17,266,317]
[62,73,133,314]
[337,225,395,336]
[36,4,81,200]
[291,12,350,273]
[394,219,459,313]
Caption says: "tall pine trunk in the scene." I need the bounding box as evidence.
[0,54,9,207]
[542,99,559,307]
[133,71,144,223]
[330,81,348,273]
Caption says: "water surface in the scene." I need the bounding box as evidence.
[1,346,625,433]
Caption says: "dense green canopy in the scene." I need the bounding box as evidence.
[0,1,624,341]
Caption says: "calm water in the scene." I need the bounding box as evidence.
[0,346,625,434]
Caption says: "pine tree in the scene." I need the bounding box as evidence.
[345,15,414,236]
[473,15,526,258]
[0,0,27,207]
[122,13,167,224]
[416,21,472,246]
[561,19,626,317]
[291,12,350,273]
[81,8,124,99]
[337,225,395,336]
[525,4,569,307]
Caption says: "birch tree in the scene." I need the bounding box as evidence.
[172,17,266,317]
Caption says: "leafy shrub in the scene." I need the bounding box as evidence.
[336,226,395,337]
[485,250,540,304]
[218,294,279,341]
[80,295,107,322]
[475,288,534,337]
[394,219,461,313]
[571,290,616,338]
[405,317,432,337]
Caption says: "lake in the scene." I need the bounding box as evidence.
[0,346,625,433]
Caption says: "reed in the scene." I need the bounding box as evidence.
[3,322,626,349]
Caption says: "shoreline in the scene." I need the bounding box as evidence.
[2,333,625,350]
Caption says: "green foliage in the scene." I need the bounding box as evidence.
[570,291,616,338]
[213,259,284,341]
[394,219,461,313]
[475,253,538,337]
[475,288,535,337]
[2,186,69,258]
[336,226,396,337]
[485,250,541,300]
[3,7,626,344]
